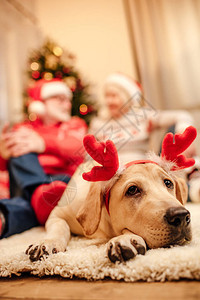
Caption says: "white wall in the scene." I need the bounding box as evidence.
[35,0,137,101]
[0,0,42,126]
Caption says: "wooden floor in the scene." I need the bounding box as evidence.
[0,276,200,300]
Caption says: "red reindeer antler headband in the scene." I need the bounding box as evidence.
[161,126,196,170]
[83,126,197,181]
[82,126,197,212]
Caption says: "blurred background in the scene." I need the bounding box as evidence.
[1,0,200,126]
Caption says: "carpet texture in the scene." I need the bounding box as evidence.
[0,203,200,282]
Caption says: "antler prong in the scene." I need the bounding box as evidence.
[161,126,197,170]
[82,135,119,181]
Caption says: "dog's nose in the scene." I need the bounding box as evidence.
[164,207,191,228]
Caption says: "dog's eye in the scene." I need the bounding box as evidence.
[164,179,174,189]
[126,185,141,197]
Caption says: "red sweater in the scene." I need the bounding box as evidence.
[0,117,87,176]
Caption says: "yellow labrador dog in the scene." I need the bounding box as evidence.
[26,126,196,263]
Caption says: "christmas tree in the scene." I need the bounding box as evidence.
[25,39,97,124]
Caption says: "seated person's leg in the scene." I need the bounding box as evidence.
[8,153,49,200]
[30,174,71,225]
[0,197,39,238]
[1,154,71,237]
[31,181,68,225]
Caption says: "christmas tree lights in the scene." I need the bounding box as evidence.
[25,39,97,124]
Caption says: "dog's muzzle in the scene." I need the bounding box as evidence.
[164,207,192,245]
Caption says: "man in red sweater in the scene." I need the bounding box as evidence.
[0,79,87,238]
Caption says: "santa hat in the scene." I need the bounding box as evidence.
[104,73,142,101]
[28,79,72,115]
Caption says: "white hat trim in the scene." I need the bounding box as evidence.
[105,74,141,99]
[41,81,72,100]
[28,101,46,116]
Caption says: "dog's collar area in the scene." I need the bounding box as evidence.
[104,160,159,215]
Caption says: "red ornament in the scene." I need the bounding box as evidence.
[87,105,94,113]
[63,67,70,74]
[55,71,63,79]
[32,71,40,79]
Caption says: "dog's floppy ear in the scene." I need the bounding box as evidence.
[175,177,188,205]
[76,182,103,236]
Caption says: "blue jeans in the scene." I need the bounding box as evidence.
[0,153,70,238]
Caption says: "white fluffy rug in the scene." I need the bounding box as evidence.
[0,203,200,282]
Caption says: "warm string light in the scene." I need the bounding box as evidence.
[26,40,96,122]
[28,112,37,122]
[30,62,39,71]
[43,72,53,80]
[79,104,88,115]
[53,46,63,57]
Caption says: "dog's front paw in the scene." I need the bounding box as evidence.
[25,239,66,262]
[107,234,146,263]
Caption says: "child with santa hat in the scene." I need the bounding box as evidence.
[0,79,87,238]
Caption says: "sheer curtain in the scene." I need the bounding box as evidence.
[124,0,200,110]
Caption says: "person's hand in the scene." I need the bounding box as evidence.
[1,126,45,158]
[0,123,12,159]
